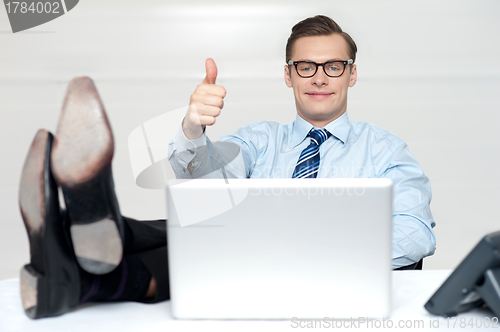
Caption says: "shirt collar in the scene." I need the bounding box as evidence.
[290,112,351,148]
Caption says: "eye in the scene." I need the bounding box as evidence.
[326,62,343,72]
[297,62,316,72]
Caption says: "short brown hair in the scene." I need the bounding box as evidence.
[285,15,357,63]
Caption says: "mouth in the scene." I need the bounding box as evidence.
[306,91,333,100]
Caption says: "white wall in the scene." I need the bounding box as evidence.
[1,0,499,279]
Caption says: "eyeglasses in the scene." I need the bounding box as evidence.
[287,59,354,78]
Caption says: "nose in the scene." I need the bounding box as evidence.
[311,64,328,86]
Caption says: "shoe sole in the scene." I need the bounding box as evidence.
[51,77,123,275]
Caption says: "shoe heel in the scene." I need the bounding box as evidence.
[61,165,123,274]
[20,264,45,319]
[70,217,123,274]
[20,263,80,319]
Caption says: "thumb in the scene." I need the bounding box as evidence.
[202,58,217,84]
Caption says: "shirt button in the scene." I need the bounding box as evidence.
[187,161,195,173]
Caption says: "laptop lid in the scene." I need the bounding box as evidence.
[166,178,392,319]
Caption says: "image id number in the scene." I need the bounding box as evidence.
[446,316,499,329]
[5,2,60,14]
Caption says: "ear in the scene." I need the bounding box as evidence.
[348,64,357,88]
[284,65,293,88]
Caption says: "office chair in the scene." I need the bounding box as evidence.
[395,259,423,271]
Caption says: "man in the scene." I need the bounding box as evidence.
[168,15,436,268]
[18,15,435,319]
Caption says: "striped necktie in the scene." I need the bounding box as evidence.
[292,128,332,179]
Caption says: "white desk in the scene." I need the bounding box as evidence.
[0,270,497,332]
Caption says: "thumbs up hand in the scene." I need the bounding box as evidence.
[202,57,218,84]
[183,58,227,140]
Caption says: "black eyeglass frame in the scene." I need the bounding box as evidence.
[287,59,354,78]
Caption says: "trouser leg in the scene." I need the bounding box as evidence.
[79,217,170,304]
[135,246,170,303]
[122,217,167,254]
[123,217,169,303]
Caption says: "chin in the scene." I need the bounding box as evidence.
[310,110,335,120]
[297,102,344,121]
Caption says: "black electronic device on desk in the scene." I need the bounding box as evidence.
[425,231,500,318]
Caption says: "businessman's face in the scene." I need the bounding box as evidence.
[284,34,357,127]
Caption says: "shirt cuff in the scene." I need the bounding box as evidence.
[172,125,207,166]
[176,125,207,150]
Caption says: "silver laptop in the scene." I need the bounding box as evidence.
[166,178,392,319]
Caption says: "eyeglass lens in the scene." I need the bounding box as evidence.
[296,61,345,78]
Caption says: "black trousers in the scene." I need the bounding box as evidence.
[122,217,169,303]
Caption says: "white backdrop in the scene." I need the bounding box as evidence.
[1,0,499,279]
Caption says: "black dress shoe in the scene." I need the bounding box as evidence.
[19,129,80,319]
[51,76,124,275]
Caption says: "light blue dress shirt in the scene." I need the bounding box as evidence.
[168,111,436,269]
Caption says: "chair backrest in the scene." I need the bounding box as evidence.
[395,259,423,270]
